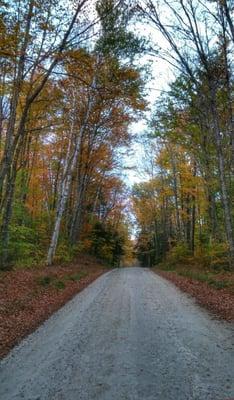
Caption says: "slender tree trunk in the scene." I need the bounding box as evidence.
[69,172,88,244]
[210,88,234,268]
[47,119,76,265]
[219,5,234,176]
[0,129,28,267]
[47,174,73,265]
[0,171,16,268]
[0,1,34,201]
[222,0,234,43]
[0,0,89,268]
[185,194,191,250]
[167,144,181,239]
[190,200,196,254]
[47,80,95,264]
[190,162,197,255]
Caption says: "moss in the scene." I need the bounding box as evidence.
[38,276,53,286]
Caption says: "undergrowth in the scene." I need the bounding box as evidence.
[37,271,88,290]
[155,243,234,292]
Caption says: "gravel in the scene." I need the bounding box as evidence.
[0,267,233,400]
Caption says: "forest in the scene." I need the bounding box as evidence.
[0,1,234,395]
[133,0,234,272]
[0,0,233,272]
[0,0,146,270]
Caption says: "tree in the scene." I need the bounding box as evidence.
[137,0,234,267]
[0,0,95,267]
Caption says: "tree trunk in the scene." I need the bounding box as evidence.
[210,88,234,268]
[222,0,234,43]
[47,119,76,265]
[69,172,88,244]
[0,0,90,268]
[47,174,72,265]
[185,194,191,250]
[167,144,181,240]
[0,1,34,201]
[0,171,16,268]
[47,79,95,264]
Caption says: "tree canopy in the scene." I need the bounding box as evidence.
[0,0,233,270]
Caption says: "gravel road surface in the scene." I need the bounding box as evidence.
[0,267,233,400]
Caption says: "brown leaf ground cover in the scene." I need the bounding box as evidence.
[155,269,234,322]
[0,256,109,359]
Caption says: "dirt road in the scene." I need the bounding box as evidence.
[0,267,233,399]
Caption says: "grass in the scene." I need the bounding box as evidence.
[66,271,88,282]
[38,276,53,286]
[177,270,233,290]
[53,280,65,290]
[155,262,234,293]
[38,275,65,290]
[37,271,88,290]
[157,263,176,272]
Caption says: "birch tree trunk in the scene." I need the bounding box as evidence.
[0,0,90,268]
[47,79,95,264]
[47,115,77,265]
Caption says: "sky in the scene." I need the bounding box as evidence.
[122,28,174,187]
[122,0,224,189]
[119,24,176,239]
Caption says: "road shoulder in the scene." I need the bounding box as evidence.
[0,256,110,358]
[153,268,234,322]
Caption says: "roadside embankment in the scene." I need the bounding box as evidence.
[154,267,234,321]
[0,255,109,358]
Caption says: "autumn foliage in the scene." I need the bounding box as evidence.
[133,0,234,270]
[0,0,144,268]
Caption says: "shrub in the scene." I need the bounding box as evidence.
[166,242,191,266]
[1,225,43,268]
[89,222,125,267]
[38,276,53,286]
[53,280,65,290]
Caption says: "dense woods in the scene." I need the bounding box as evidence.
[0,0,144,268]
[133,0,234,270]
[0,0,233,272]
